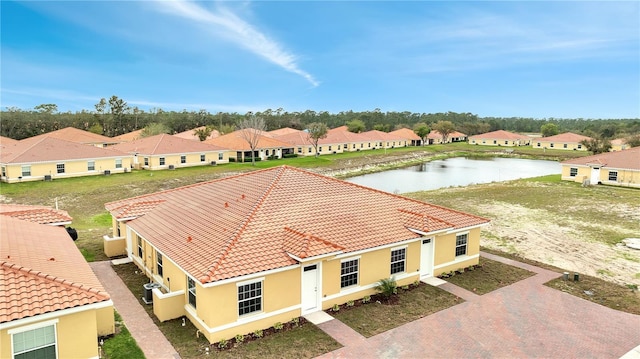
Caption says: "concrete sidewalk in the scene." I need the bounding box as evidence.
[90,261,181,359]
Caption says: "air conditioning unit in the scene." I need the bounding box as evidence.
[168,165,175,170]
[44,175,52,182]
[142,283,161,304]
[210,161,217,166]
[104,170,111,175]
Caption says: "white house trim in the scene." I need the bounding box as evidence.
[7,318,59,335]
[184,303,300,335]
[433,253,480,270]
[0,300,113,331]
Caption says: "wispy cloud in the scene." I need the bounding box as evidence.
[153,0,319,87]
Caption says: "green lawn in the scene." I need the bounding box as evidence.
[102,312,145,359]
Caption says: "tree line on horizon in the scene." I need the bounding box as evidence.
[1,96,639,141]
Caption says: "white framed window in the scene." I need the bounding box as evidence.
[188,277,196,308]
[56,163,65,174]
[297,147,302,154]
[550,143,554,148]
[455,233,468,257]
[115,158,122,168]
[340,258,359,288]
[159,157,165,166]
[570,168,578,177]
[218,153,223,160]
[329,145,332,151]
[563,144,568,149]
[144,158,149,166]
[21,165,31,177]
[137,236,143,258]
[608,171,618,181]
[308,147,312,153]
[180,155,186,164]
[200,154,206,162]
[390,247,406,274]
[11,322,57,359]
[87,161,95,171]
[537,143,541,147]
[157,252,163,277]
[504,141,508,145]
[1,166,5,177]
[578,144,582,149]
[238,281,262,316]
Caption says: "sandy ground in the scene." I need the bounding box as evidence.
[476,202,640,286]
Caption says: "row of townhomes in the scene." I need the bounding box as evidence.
[102,166,490,343]
[469,130,594,150]
[0,204,115,359]
[560,146,640,188]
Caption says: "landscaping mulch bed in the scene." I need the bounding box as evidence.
[441,257,535,294]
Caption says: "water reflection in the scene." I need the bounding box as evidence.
[346,157,560,194]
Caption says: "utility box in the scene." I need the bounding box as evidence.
[142,283,162,304]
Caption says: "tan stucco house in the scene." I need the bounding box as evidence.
[561,147,640,187]
[1,137,131,183]
[111,134,229,170]
[103,166,489,344]
[469,130,532,146]
[533,132,591,151]
[0,209,114,359]
[25,127,119,147]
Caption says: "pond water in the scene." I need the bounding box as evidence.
[346,157,561,193]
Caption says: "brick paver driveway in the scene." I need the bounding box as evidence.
[316,252,640,358]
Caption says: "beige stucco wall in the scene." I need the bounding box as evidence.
[433,228,481,276]
[1,157,130,183]
[470,138,530,146]
[0,307,112,359]
[153,290,185,322]
[104,237,126,257]
[533,140,587,151]
[139,151,229,170]
[561,165,640,188]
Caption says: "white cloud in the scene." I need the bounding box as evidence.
[153,0,319,87]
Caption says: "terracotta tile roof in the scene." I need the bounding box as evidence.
[610,138,627,146]
[106,166,489,283]
[112,129,144,142]
[389,128,421,141]
[204,129,293,150]
[269,128,301,136]
[330,125,349,132]
[539,132,592,143]
[561,147,640,170]
[360,130,406,141]
[0,204,72,225]
[427,130,467,139]
[110,134,227,155]
[0,136,19,146]
[174,126,221,141]
[0,137,128,164]
[469,130,531,141]
[0,216,110,323]
[25,127,117,145]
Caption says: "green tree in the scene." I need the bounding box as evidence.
[193,126,214,141]
[432,121,456,143]
[540,123,559,137]
[219,124,236,135]
[94,98,107,134]
[346,119,366,133]
[140,123,170,137]
[34,104,58,114]
[581,138,612,155]
[413,122,430,146]
[108,95,127,136]
[625,134,640,148]
[238,114,266,166]
[373,123,390,132]
[306,122,328,157]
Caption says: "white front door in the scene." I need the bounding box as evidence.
[420,238,434,277]
[301,264,319,314]
[590,167,601,185]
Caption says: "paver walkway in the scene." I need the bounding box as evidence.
[90,261,181,359]
[315,252,640,358]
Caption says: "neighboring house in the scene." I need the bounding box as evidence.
[0,212,114,359]
[326,127,372,152]
[111,134,229,170]
[361,130,410,149]
[24,127,119,147]
[389,128,422,146]
[204,129,294,161]
[560,147,640,187]
[0,204,72,226]
[103,166,489,343]
[274,129,352,156]
[469,130,532,146]
[0,136,19,147]
[533,132,591,151]
[427,130,467,144]
[610,138,631,152]
[174,126,221,142]
[268,127,300,137]
[112,129,144,143]
[1,137,131,183]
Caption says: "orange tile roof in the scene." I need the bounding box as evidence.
[1,137,128,164]
[539,132,592,143]
[389,128,421,141]
[561,147,640,170]
[0,204,72,225]
[0,216,110,323]
[0,136,19,146]
[330,125,349,132]
[269,128,301,136]
[427,130,467,139]
[112,129,144,142]
[469,130,531,141]
[25,127,117,145]
[174,126,221,141]
[610,138,627,146]
[361,130,407,141]
[204,129,293,150]
[106,166,489,283]
[110,134,228,155]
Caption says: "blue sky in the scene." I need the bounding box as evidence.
[1,1,639,118]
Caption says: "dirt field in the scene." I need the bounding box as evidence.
[410,180,640,286]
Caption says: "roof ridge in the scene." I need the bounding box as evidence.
[0,261,110,300]
[200,166,288,282]
[397,208,456,228]
[151,134,165,154]
[284,226,346,255]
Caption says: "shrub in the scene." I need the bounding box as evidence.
[332,304,340,312]
[413,280,420,287]
[290,317,300,326]
[402,285,409,290]
[346,300,354,307]
[253,329,263,338]
[217,339,228,349]
[283,153,298,158]
[375,277,398,298]
[274,322,284,331]
[228,158,236,162]
[362,295,371,304]
[234,334,244,344]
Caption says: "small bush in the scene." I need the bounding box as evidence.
[217,339,228,349]
[253,329,263,338]
[273,322,284,331]
[283,153,298,158]
[413,280,420,287]
[234,334,244,344]
[332,304,340,312]
[290,317,300,326]
[375,277,398,298]
[402,285,409,290]
[346,300,354,307]
[362,295,371,304]
[228,157,236,162]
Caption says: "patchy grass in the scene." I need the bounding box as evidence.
[112,263,340,358]
[102,311,145,359]
[442,258,535,294]
[329,283,460,337]
[546,275,640,315]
